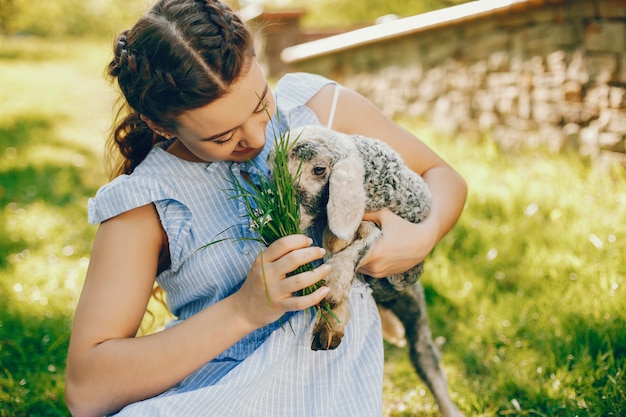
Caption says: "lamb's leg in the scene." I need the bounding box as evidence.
[382,280,463,417]
[378,304,407,347]
[311,221,381,350]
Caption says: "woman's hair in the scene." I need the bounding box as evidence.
[106,0,254,177]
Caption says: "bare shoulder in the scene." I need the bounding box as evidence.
[305,83,337,127]
[100,203,162,233]
[305,83,383,131]
[73,203,164,340]
[95,203,165,277]
[95,203,164,255]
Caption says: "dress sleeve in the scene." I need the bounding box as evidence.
[87,174,174,225]
[87,174,193,272]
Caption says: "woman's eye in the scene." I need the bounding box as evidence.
[214,131,235,145]
[312,166,326,176]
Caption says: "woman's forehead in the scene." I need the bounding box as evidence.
[177,60,267,135]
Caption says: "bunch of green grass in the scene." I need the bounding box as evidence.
[225,125,332,321]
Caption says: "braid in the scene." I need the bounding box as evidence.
[105,0,254,177]
[204,1,238,56]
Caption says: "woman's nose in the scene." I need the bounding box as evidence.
[237,121,267,149]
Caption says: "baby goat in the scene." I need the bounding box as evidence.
[276,124,462,417]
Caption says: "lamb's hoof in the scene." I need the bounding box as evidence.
[311,326,344,351]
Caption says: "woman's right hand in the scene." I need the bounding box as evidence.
[235,234,331,329]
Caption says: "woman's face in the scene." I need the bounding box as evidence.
[170,59,276,163]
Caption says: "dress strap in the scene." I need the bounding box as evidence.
[326,84,341,129]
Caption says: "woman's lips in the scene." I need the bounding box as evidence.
[232,148,254,155]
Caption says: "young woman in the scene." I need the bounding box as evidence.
[65,1,467,416]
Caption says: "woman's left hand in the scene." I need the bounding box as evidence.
[356,208,439,278]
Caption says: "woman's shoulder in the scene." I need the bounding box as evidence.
[274,72,336,111]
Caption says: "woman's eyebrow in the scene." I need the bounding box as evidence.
[253,84,269,112]
[200,84,270,142]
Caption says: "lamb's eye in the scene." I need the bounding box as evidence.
[312,166,326,176]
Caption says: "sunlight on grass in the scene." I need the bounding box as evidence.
[4,201,91,299]
[1,37,112,417]
[380,123,626,416]
[0,38,117,156]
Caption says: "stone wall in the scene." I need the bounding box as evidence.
[282,0,626,166]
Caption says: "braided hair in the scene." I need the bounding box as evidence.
[106,0,254,177]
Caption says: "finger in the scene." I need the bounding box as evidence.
[271,246,326,277]
[282,285,330,312]
[262,234,313,262]
[356,251,372,272]
[361,211,380,222]
[356,245,383,277]
[281,263,331,294]
[362,212,386,228]
[264,264,328,312]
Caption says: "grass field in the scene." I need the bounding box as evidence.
[1,37,624,417]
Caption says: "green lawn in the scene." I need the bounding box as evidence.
[1,37,624,417]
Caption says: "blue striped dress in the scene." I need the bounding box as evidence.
[89,73,384,417]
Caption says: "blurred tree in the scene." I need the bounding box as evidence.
[0,0,18,34]
[1,0,471,37]
[258,0,473,27]
[1,0,149,37]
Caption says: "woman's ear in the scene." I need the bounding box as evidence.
[326,156,365,242]
[140,115,175,139]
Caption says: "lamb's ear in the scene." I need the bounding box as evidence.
[327,156,366,242]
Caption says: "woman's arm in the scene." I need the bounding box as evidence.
[65,204,329,417]
[308,84,468,277]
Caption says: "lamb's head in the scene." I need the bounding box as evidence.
[284,125,366,242]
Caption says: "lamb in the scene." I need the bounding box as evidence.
[274,124,462,417]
